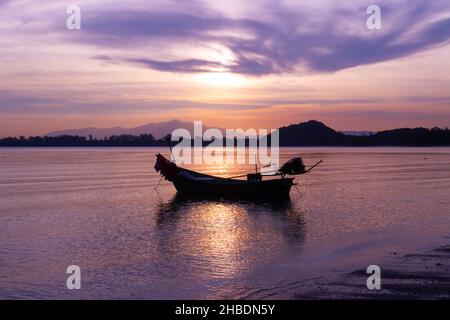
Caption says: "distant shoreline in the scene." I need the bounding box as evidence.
[2,120,449,147]
[2,145,450,148]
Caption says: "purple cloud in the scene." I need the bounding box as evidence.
[4,0,450,77]
[61,0,450,76]
[0,91,58,112]
[127,58,225,73]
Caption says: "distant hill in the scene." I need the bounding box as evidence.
[278,121,450,146]
[46,119,219,139]
[279,120,346,146]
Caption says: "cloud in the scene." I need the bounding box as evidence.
[127,58,225,73]
[0,91,58,112]
[60,0,450,76]
[80,10,230,43]
[3,1,449,76]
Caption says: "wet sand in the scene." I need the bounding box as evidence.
[293,242,450,299]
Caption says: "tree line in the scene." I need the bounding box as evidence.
[0,134,171,147]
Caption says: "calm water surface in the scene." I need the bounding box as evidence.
[1,147,450,299]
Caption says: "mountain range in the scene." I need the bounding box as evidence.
[46,119,219,139]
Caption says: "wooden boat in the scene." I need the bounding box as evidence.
[154,153,322,199]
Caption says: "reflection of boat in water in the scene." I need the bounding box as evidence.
[154,153,321,198]
[156,193,307,243]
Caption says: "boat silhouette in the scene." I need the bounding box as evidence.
[154,153,322,198]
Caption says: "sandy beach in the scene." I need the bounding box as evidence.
[292,240,450,299]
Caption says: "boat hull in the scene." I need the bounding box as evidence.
[172,174,294,198]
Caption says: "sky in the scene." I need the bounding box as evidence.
[0,0,449,137]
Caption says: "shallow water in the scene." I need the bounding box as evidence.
[0,147,449,299]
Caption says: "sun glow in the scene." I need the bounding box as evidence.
[194,72,248,88]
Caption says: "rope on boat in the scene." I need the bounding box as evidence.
[154,175,164,190]
[304,160,323,174]
[294,184,302,196]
